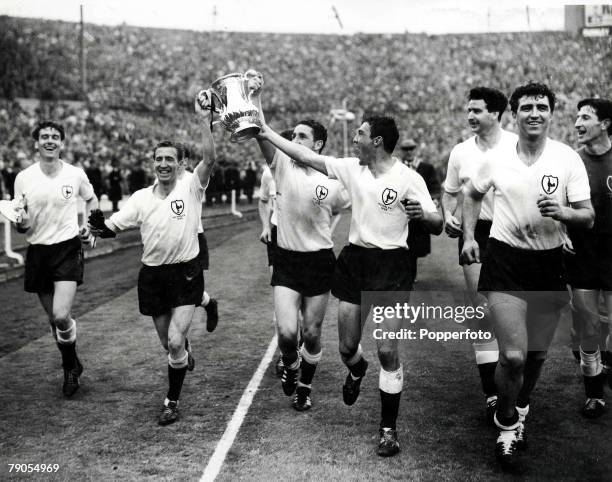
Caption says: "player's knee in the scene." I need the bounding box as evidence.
[52,311,71,329]
[339,341,359,361]
[527,350,547,362]
[498,349,526,372]
[301,324,321,347]
[167,335,185,357]
[277,324,298,343]
[377,346,399,369]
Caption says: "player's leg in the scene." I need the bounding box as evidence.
[463,262,499,422]
[487,291,528,470]
[37,291,57,340]
[292,292,329,411]
[197,232,218,332]
[375,313,403,457]
[51,281,83,396]
[573,289,606,417]
[338,301,368,405]
[274,286,301,396]
[157,305,196,425]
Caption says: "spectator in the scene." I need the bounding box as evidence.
[107,158,123,212]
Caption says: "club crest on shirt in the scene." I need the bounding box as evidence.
[381,188,398,205]
[541,175,559,195]
[378,188,398,212]
[61,185,73,199]
[171,199,185,216]
[607,175,612,193]
[315,185,328,200]
[312,185,329,206]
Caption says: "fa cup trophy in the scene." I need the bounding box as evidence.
[209,72,262,143]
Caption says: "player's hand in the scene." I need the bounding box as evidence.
[245,69,264,95]
[401,198,423,219]
[13,194,29,227]
[260,227,271,244]
[195,89,213,120]
[460,239,480,265]
[88,208,116,238]
[255,122,270,140]
[444,215,463,238]
[537,194,564,220]
[79,225,96,248]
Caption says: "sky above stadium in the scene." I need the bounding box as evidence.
[0,0,574,34]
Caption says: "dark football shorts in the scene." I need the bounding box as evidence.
[565,232,612,291]
[332,244,414,305]
[458,219,492,265]
[24,236,83,293]
[266,225,277,267]
[271,245,335,297]
[138,257,204,316]
[197,232,209,270]
[478,238,568,309]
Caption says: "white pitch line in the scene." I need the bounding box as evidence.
[200,334,278,482]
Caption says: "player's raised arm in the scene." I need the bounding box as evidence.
[257,123,329,176]
[245,70,278,166]
[193,90,217,187]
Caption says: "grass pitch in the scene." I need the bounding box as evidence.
[0,218,610,481]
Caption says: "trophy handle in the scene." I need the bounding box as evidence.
[209,91,224,115]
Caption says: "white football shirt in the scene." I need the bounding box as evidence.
[14,161,95,245]
[444,129,518,222]
[272,150,349,251]
[325,157,437,249]
[110,173,206,265]
[472,138,591,250]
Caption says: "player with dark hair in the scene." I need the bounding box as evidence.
[566,97,612,418]
[13,120,98,397]
[249,72,349,412]
[441,86,517,423]
[461,82,594,471]
[258,113,442,456]
[89,93,216,425]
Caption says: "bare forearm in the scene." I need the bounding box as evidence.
[559,206,594,229]
[421,210,444,235]
[441,191,458,222]
[195,123,216,185]
[258,200,271,230]
[84,196,99,221]
[258,125,328,175]
[462,194,482,241]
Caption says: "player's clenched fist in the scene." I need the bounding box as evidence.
[195,89,213,117]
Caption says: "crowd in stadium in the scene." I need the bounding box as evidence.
[0,15,610,199]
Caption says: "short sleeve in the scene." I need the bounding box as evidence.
[109,191,141,230]
[407,171,437,213]
[331,185,351,212]
[78,168,95,201]
[443,147,462,193]
[190,171,206,201]
[471,158,494,194]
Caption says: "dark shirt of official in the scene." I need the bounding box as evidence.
[576,145,612,234]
